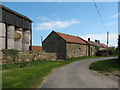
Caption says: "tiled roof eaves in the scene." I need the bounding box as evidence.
[66,42,88,45]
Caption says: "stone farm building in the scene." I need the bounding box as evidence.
[0,5,32,51]
[42,31,96,60]
[91,40,109,50]
[85,38,96,56]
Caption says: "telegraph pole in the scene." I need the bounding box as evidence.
[107,32,109,47]
[118,35,120,63]
[41,36,43,46]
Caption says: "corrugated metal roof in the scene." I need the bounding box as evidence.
[0,4,32,30]
[0,4,32,22]
[55,31,88,44]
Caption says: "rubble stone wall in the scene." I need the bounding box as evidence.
[1,50,57,64]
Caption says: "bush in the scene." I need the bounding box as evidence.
[107,47,116,55]
[108,50,114,55]
[96,50,109,56]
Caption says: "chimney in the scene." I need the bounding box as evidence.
[95,40,97,42]
[88,38,90,41]
[98,40,100,43]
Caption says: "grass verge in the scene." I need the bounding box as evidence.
[89,59,120,72]
[2,56,112,88]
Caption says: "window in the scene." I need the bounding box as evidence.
[78,48,81,52]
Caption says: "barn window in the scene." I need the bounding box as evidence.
[78,48,81,52]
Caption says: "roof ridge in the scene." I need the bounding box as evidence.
[55,31,79,38]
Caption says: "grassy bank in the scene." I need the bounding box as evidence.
[89,59,120,72]
[2,56,111,88]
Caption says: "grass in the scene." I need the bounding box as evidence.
[89,59,120,72]
[2,56,113,88]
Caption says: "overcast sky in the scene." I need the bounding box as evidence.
[2,2,118,47]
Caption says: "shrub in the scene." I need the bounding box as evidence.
[107,47,116,55]
[95,47,99,52]
[96,50,109,56]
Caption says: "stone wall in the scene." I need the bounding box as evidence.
[90,45,96,56]
[1,50,57,64]
[99,47,108,50]
[66,43,88,59]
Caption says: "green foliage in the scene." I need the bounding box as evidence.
[2,49,19,63]
[95,46,99,51]
[89,59,120,72]
[2,56,99,70]
[96,50,109,56]
[107,47,116,55]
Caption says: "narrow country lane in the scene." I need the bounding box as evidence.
[40,57,118,88]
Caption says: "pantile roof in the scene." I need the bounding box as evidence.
[100,43,108,48]
[91,41,103,47]
[32,46,42,51]
[86,41,95,46]
[55,31,88,44]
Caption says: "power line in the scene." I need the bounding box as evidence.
[93,0,107,31]
[93,0,109,46]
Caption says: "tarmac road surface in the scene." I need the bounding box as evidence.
[40,57,118,88]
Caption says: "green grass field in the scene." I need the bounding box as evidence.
[2,56,109,88]
[89,59,120,72]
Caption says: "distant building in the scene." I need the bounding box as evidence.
[0,5,32,51]
[100,43,109,49]
[43,31,92,60]
[91,40,108,50]
[91,40,103,48]
[85,38,96,56]
[32,46,42,51]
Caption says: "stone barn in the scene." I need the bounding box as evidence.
[42,31,88,60]
[99,43,109,50]
[92,40,108,50]
[0,5,32,51]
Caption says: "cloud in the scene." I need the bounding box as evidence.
[107,22,115,25]
[36,19,79,30]
[37,16,48,21]
[80,33,118,47]
[111,13,120,18]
